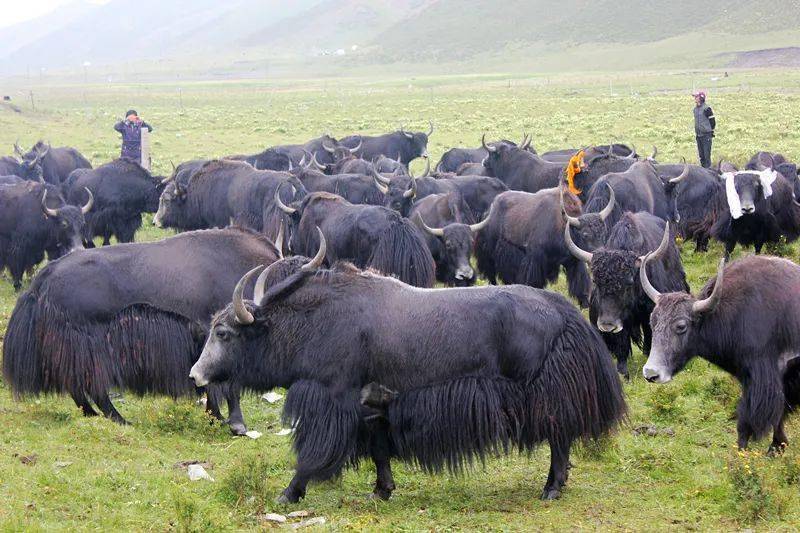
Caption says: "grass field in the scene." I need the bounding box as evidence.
[1,71,800,531]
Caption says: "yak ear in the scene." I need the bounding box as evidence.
[258,269,310,309]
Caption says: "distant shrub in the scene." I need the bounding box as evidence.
[727,449,783,523]
[703,375,740,415]
[218,453,274,511]
[646,386,684,422]
[172,492,215,533]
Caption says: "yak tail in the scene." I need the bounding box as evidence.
[3,291,44,397]
[367,219,435,288]
[519,312,627,450]
[785,358,800,413]
[283,380,364,481]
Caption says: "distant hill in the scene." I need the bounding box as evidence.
[1,0,799,79]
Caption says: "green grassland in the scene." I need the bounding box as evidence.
[1,71,799,531]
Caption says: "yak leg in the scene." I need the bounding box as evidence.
[102,235,111,246]
[724,240,736,260]
[754,241,764,255]
[541,437,571,500]
[276,473,310,505]
[89,390,128,425]
[369,426,396,500]
[204,385,224,420]
[768,414,788,456]
[70,390,98,417]
[225,385,248,436]
[564,258,590,309]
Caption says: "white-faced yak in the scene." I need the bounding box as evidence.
[2,227,280,434]
[640,254,800,453]
[189,231,626,503]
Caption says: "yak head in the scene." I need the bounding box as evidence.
[722,169,776,218]
[415,209,491,286]
[190,230,327,388]
[481,134,533,177]
[397,121,433,161]
[153,178,186,228]
[321,135,362,165]
[567,220,670,335]
[374,154,407,175]
[373,161,429,217]
[42,186,93,253]
[639,252,725,384]
[13,141,47,181]
[561,183,615,252]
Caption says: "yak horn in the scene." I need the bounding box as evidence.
[322,139,336,154]
[373,173,389,194]
[469,201,495,233]
[348,137,362,154]
[403,175,417,199]
[669,164,690,184]
[298,152,307,168]
[520,134,532,152]
[481,133,497,153]
[274,220,285,259]
[563,221,593,263]
[650,146,658,160]
[692,258,725,314]
[287,159,293,171]
[420,157,431,177]
[232,265,263,324]
[274,186,297,215]
[427,120,434,136]
[599,183,615,221]
[561,186,582,227]
[625,144,636,159]
[640,222,671,266]
[310,152,326,171]
[13,140,24,157]
[417,214,444,236]
[400,124,413,139]
[639,253,662,304]
[300,227,327,272]
[81,188,94,214]
[371,163,391,184]
[41,190,59,217]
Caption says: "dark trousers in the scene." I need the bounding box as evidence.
[696,135,712,168]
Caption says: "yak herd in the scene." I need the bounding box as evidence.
[1,127,800,504]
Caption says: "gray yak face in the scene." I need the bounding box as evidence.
[190,307,248,387]
[153,182,185,228]
[642,293,697,383]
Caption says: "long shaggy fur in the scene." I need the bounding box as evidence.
[366,218,435,288]
[3,295,202,400]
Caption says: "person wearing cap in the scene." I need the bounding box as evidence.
[693,92,715,168]
[114,110,153,163]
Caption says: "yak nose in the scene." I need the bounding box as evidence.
[455,267,474,280]
[597,320,623,334]
[742,204,755,214]
[642,365,661,382]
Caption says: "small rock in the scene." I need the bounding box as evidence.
[187,464,214,482]
[661,427,676,437]
[19,454,37,465]
[262,392,284,404]
[288,510,311,518]
[275,428,293,436]
[293,516,326,529]
[173,460,211,469]
[54,461,72,468]
[646,426,658,437]
[245,430,262,440]
[260,513,287,523]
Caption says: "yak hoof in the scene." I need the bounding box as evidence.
[275,492,300,505]
[370,487,394,501]
[767,443,787,457]
[228,422,248,436]
[540,488,562,501]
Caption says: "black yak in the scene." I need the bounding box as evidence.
[410,192,490,286]
[275,190,435,288]
[565,217,688,378]
[0,181,92,289]
[270,134,343,167]
[659,164,725,252]
[481,135,562,193]
[0,155,43,181]
[226,148,292,171]
[63,158,165,245]
[640,254,800,453]
[154,159,306,241]
[710,168,800,257]
[583,162,672,228]
[14,140,92,185]
[291,163,384,206]
[188,234,626,503]
[473,186,613,306]
[340,123,433,164]
[2,227,280,434]
[434,138,524,173]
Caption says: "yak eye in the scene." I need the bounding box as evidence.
[215,329,231,341]
[673,320,688,335]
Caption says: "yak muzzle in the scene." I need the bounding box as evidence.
[189,365,208,387]
[597,320,623,334]
[642,365,671,384]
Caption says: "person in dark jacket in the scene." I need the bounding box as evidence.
[114,109,153,163]
[693,92,715,168]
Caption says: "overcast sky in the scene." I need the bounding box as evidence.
[0,0,109,29]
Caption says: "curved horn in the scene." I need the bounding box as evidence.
[348,136,362,154]
[170,160,176,173]
[403,175,417,199]
[420,157,431,178]
[232,265,263,324]
[287,159,293,171]
[300,227,327,272]
[625,143,636,159]
[81,187,94,214]
[641,222,671,265]
[639,253,662,304]
[692,258,726,314]
[41,189,59,217]
[417,214,444,236]
[427,120,434,136]
[274,221,284,259]
[521,134,532,152]
[371,162,391,185]
[599,183,616,221]
[13,140,24,157]
[35,143,50,162]
[274,185,297,214]
[160,175,174,186]
[373,173,389,194]
[469,201,496,233]
[561,186,582,227]
[563,221,593,263]
[669,164,690,184]
[310,151,326,171]
[650,146,658,160]
[298,152,307,168]
[399,124,413,139]
[322,139,336,154]
[481,133,497,153]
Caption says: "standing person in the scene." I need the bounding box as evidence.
[693,92,715,168]
[114,109,153,164]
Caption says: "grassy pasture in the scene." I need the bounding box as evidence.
[0,71,799,531]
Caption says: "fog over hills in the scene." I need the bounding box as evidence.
[1,0,798,79]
